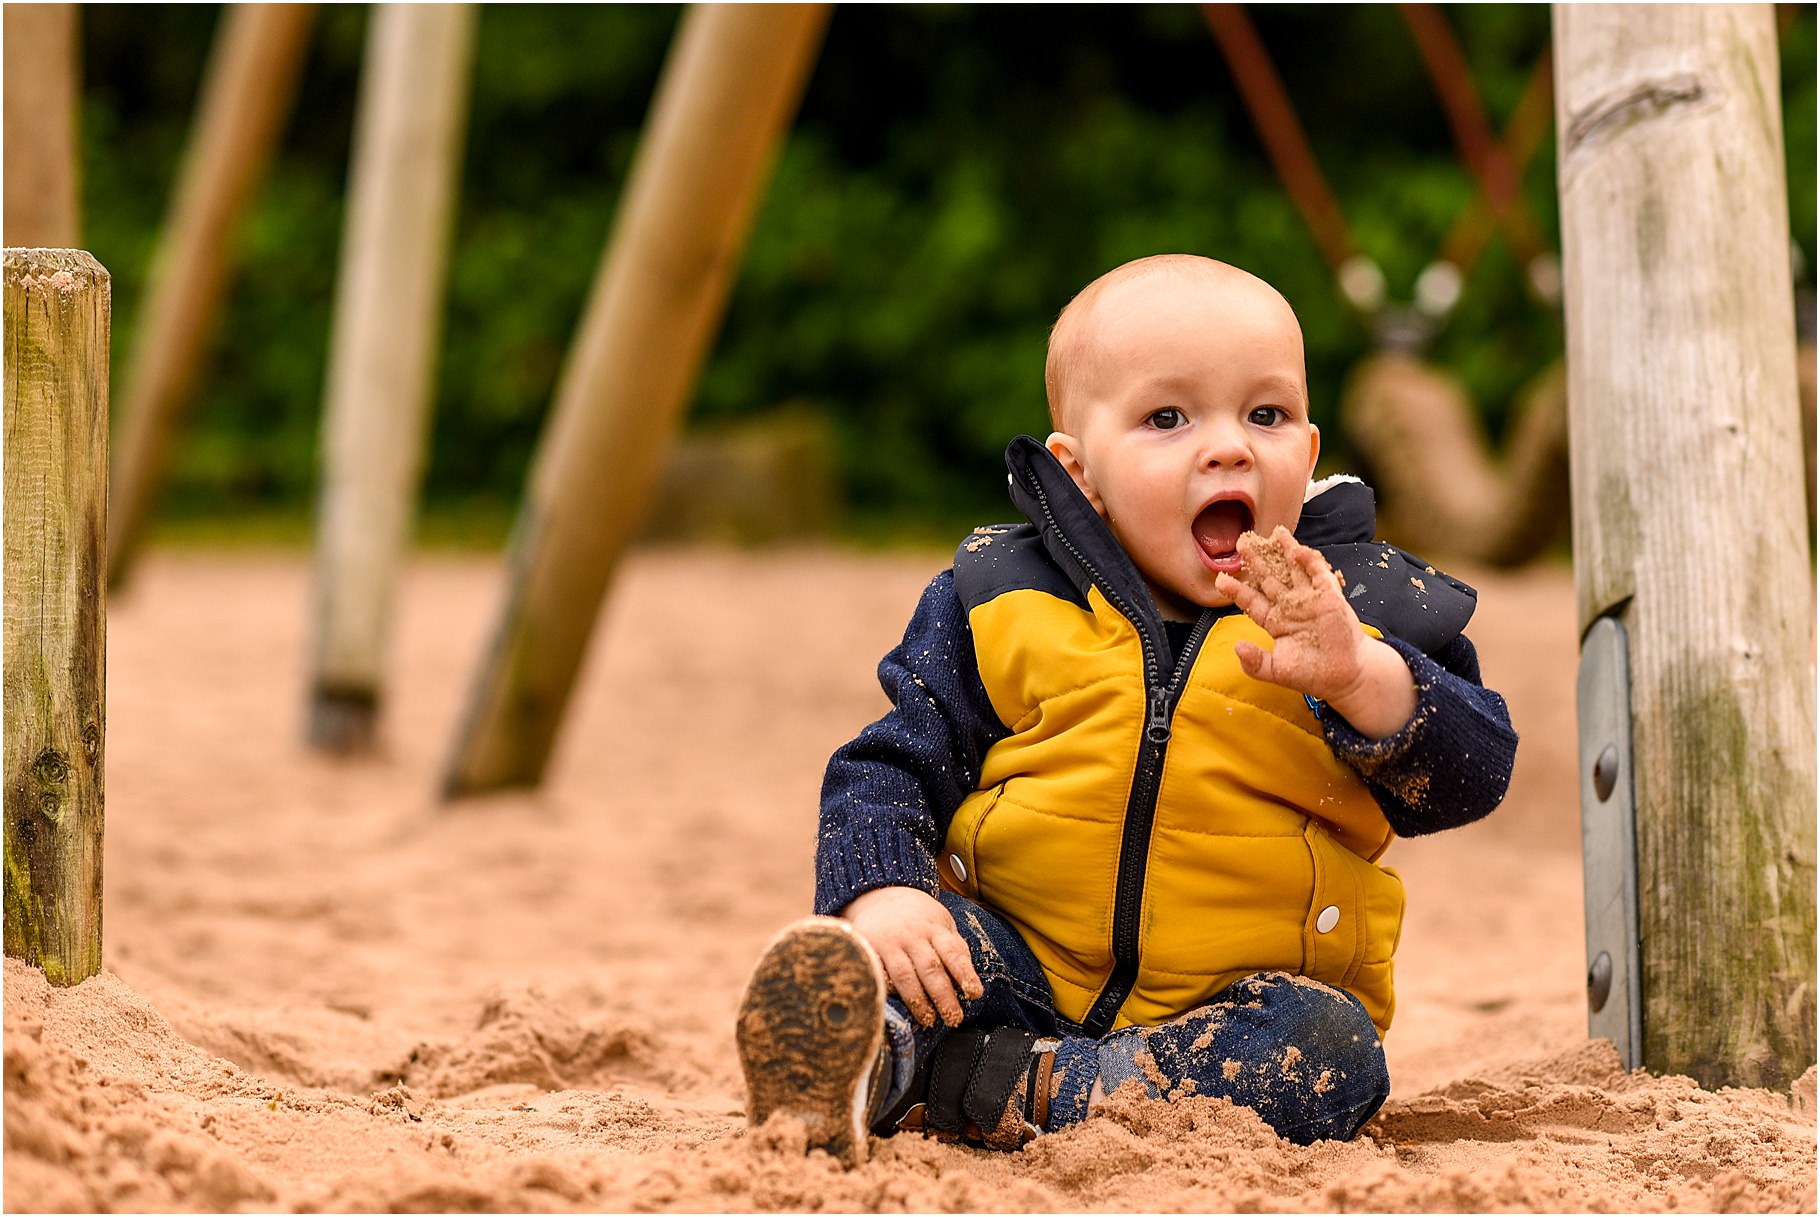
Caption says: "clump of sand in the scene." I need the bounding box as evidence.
[4,549,1814,1212]
[1236,525,1304,589]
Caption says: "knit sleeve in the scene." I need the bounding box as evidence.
[1318,632,1518,837]
[814,569,1010,915]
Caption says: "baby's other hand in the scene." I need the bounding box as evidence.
[840,886,982,1028]
[1213,526,1417,739]
[1213,526,1365,700]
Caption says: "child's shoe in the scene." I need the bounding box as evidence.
[891,1025,1057,1150]
[736,916,889,1166]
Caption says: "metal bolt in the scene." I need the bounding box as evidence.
[1593,744,1619,802]
[1587,951,1613,1013]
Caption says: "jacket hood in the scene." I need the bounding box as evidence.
[1297,475,1376,545]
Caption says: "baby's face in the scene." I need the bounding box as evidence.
[1047,272,1319,620]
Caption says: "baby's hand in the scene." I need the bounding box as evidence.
[1213,526,1417,739]
[840,886,983,1028]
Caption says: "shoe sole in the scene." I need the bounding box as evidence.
[736,916,885,1167]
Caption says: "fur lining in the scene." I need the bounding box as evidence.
[1304,473,1364,502]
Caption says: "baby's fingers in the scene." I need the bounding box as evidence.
[1234,639,1274,684]
[1235,534,1292,598]
[1215,572,1269,622]
[878,948,938,1028]
[934,925,984,1004]
[909,943,967,1027]
[1287,531,1344,595]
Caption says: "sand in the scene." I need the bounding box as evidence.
[5,545,1814,1213]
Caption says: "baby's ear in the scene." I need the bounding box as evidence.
[1046,432,1106,516]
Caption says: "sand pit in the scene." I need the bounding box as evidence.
[5,545,1814,1212]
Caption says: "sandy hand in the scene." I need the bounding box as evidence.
[1213,526,1369,704]
[839,886,982,1029]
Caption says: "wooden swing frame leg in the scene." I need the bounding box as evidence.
[4,5,82,249]
[442,4,831,799]
[308,4,477,754]
[105,4,314,591]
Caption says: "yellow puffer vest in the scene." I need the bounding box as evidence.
[938,578,1403,1036]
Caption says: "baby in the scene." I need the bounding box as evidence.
[737,254,1518,1164]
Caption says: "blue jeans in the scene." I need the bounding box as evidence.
[878,891,1391,1146]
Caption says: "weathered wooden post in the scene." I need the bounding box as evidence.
[443,3,830,797]
[1555,4,1816,1088]
[3,5,81,249]
[4,249,109,986]
[106,4,314,590]
[308,4,475,753]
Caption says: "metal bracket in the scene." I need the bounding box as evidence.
[1577,615,1643,1068]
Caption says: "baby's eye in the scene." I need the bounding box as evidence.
[1249,406,1288,427]
[1147,408,1187,430]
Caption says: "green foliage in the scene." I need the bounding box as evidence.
[1782,5,1819,261]
[77,4,1816,536]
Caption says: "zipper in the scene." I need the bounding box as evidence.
[1016,461,1214,1038]
[1079,608,1213,1035]
[1146,686,1171,743]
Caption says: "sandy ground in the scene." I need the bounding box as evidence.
[5,544,1814,1213]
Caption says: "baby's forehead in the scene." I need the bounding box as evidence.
[1089,266,1298,339]
[1047,258,1304,429]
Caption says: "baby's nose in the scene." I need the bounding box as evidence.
[1199,424,1253,466]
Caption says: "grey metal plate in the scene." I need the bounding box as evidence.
[1578,615,1642,1067]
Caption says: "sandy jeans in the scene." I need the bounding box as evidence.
[878,891,1390,1145]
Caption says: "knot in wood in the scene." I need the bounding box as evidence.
[1563,73,1711,160]
[32,749,70,787]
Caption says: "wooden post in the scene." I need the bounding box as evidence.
[1554,4,1816,1088]
[442,3,831,798]
[308,4,475,753]
[106,4,314,591]
[3,5,81,248]
[3,249,109,986]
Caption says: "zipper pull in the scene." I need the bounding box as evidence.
[1146,686,1172,744]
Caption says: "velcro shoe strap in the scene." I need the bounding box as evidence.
[1029,1038,1060,1132]
[924,1029,988,1135]
[962,1028,1037,1132]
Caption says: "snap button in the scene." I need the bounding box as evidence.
[948,853,968,882]
[1316,905,1340,934]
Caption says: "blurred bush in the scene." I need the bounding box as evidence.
[78,4,1816,540]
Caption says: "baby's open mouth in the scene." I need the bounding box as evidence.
[1193,500,1253,566]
